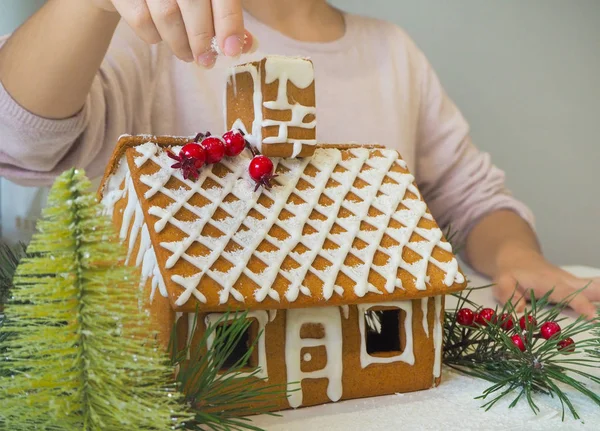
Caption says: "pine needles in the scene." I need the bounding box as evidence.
[444,285,600,420]
[0,169,189,430]
[172,311,295,431]
[0,241,25,385]
[588,309,600,363]
[0,241,24,308]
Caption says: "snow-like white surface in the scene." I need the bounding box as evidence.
[252,368,599,431]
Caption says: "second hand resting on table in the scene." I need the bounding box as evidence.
[465,210,599,319]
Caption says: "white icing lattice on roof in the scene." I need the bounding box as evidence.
[131,142,464,307]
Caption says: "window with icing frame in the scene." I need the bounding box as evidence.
[204,310,269,379]
[214,318,260,371]
[364,306,407,357]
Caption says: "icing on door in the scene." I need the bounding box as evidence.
[285,307,343,408]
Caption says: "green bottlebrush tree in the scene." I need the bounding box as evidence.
[0,168,189,430]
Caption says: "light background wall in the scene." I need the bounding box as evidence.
[1,0,599,266]
[0,0,45,32]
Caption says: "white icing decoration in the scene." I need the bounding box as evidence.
[365,310,382,334]
[303,353,312,362]
[421,297,430,338]
[340,305,350,319]
[433,295,443,379]
[174,313,198,360]
[262,57,316,157]
[228,56,316,157]
[140,225,167,302]
[205,311,269,380]
[264,56,314,89]
[100,163,168,302]
[124,143,464,307]
[227,63,263,151]
[357,301,414,368]
[100,158,128,216]
[286,307,343,408]
[268,310,277,322]
[188,313,197,347]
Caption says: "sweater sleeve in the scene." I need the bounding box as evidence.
[0,22,157,186]
[413,46,535,251]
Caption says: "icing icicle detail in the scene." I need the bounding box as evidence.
[100,164,168,302]
[421,297,430,338]
[228,63,263,152]
[433,295,443,379]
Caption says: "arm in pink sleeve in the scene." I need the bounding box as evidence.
[414,51,535,250]
[0,23,157,186]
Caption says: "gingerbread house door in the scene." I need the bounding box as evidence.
[285,307,343,408]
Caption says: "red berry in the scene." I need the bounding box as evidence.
[249,155,274,181]
[540,321,561,340]
[475,308,496,326]
[167,142,207,179]
[180,143,206,168]
[499,313,515,331]
[201,136,226,164]
[222,130,246,157]
[519,315,537,331]
[456,308,475,326]
[557,337,575,352]
[511,334,526,352]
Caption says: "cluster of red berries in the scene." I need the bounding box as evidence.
[456,307,575,353]
[167,130,276,190]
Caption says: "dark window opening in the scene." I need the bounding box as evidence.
[216,318,259,370]
[365,309,405,356]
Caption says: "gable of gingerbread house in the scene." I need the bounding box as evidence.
[99,135,467,313]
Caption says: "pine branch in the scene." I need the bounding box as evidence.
[588,310,600,361]
[172,310,296,430]
[0,168,190,430]
[444,285,600,420]
[0,242,26,383]
[443,224,464,256]
[0,241,25,309]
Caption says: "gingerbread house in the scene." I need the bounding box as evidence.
[98,56,467,410]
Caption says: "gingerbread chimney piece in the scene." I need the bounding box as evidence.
[225,56,316,158]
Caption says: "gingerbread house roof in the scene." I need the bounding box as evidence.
[99,135,467,313]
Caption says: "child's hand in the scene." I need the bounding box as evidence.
[492,247,600,319]
[91,0,254,67]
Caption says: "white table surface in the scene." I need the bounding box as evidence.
[251,265,600,431]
